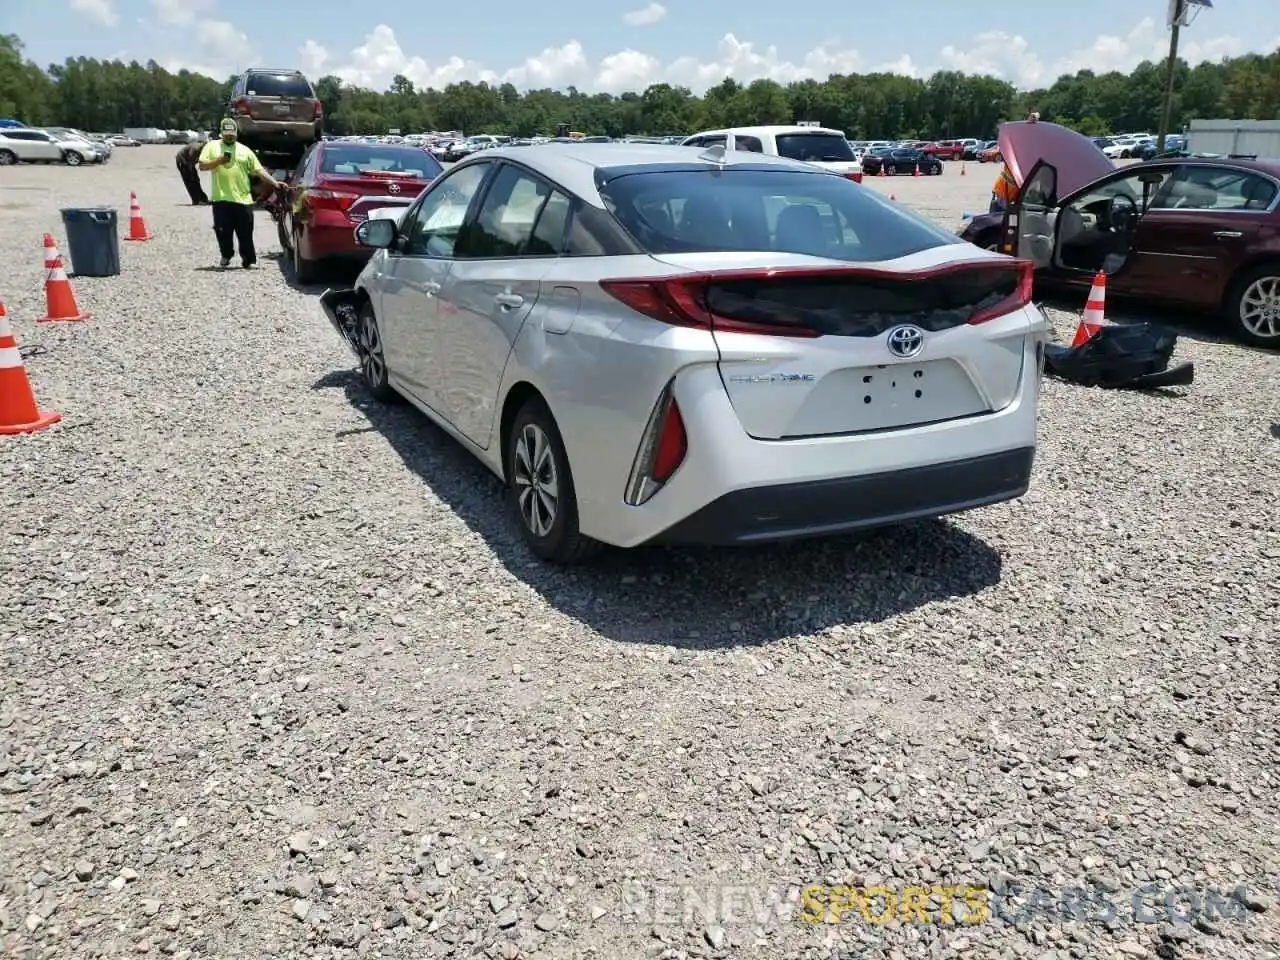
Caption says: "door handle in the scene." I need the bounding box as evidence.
[422,281,440,296]
[1213,230,1242,239]
[494,292,524,308]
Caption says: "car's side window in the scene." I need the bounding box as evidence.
[455,165,552,259]
[525,191,572,256]
[735,135,763,153]
[1162,166,1279,211]
[400,162,491,258]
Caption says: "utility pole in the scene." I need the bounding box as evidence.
[1157,0,1183,153]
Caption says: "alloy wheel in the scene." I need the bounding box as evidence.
[1240,275,1280,340]
[357,306,385,387]
[513,424,559,537]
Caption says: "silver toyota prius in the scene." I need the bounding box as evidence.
[320,142,1048,564]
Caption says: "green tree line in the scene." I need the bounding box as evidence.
[2,32,1277,139]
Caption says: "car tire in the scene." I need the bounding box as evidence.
[886,164,896,176]
[355,299,397,401]
[277,214,291,254]
[292,227,321,285]
[62,151,82,166]
[506,397,600,565]
[0,149,16,165]
[1226,262,1280,348]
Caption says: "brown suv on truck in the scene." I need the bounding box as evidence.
[227,68,323,161]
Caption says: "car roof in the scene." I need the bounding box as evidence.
[245,67,306,75]
[1141,155,1280,178]
[450,143,844,208]
[685,125,846,138]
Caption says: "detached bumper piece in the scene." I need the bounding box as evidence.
[1044,323,1194,389]
[319,288,362,356]
[651,447,1035,546]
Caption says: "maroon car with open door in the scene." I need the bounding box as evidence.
[280,142,444,283]
[961,119,1280,347]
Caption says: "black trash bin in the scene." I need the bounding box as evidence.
[59,207,120,277]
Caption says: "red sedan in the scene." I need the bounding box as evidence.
[280,142,444,283]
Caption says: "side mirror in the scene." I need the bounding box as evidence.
[355,218,397,249]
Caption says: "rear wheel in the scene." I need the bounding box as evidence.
[292,226,321,284]
[0,150,15,165]
[506,398,600,564]
[1227,263,1280,348]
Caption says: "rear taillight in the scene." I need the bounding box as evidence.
[599,278,818,338]
[234,98,249,115]
[845,172,863,183]
[968,259,1033,324]
[305,189,359,213]
[624,381,687,505]
[312,99,323,120]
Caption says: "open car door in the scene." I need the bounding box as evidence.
[1000,159,1058,268]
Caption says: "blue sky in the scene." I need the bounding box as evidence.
[13,0,1280,93]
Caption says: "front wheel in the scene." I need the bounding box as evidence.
[506,398,600,564]
[63,151,82,166]
[356,299,397,401]
[1227,264,1280,348]
[0,149,17,165]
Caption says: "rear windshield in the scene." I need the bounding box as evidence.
[774,132,856,163]
[598,168,963,261]
[319,147,443,180]
[246,73,314,98]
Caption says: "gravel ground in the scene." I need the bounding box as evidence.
[1,147,1278,960]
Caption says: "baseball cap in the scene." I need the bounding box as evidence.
[219,118,238,136]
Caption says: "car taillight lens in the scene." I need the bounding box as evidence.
[845,172,863,183]
[305,189,359,212]
[234,98,249,115]
[599,277,819,338]
[313,100,323,120]
[624,380,687,505]
[968,259,1034,324]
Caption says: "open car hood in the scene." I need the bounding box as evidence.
[998,120,1116,199]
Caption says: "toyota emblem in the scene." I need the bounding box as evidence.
[886,324,924,359]
[387,182,400,194]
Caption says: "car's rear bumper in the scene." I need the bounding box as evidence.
[303,221,370,260]
[236,120,318,148]
[649,447,1033,545]
[566,311,1045,550]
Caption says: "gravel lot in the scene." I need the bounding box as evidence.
[2,146,1278,960]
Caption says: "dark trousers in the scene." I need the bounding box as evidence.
[211,201,256,265]
[177,158,208,204]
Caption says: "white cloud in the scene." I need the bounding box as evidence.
[940,17,1252,89]
[189,20,1263,95]
[622,2,665,26]
[150,0,214,25]
[70,0,118,27]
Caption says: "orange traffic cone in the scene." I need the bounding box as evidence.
[1071,272,1107,346]
[0,299,61,435]
[960,161,967,176]
[913,163,920,177]
[124,192,153,241]
[38,235,90,324]
[879,163,887,177]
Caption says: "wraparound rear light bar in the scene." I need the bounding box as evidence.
[600,259,1034,338]
[624,379,687,506]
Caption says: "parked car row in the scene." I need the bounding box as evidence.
[0,125,112,165]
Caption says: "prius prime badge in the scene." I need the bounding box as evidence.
[886,324,924,359]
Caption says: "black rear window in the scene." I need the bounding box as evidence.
[598,168,963,261]
[246,73,314,98]
[774,132,855,163]
[318,147,443,180]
